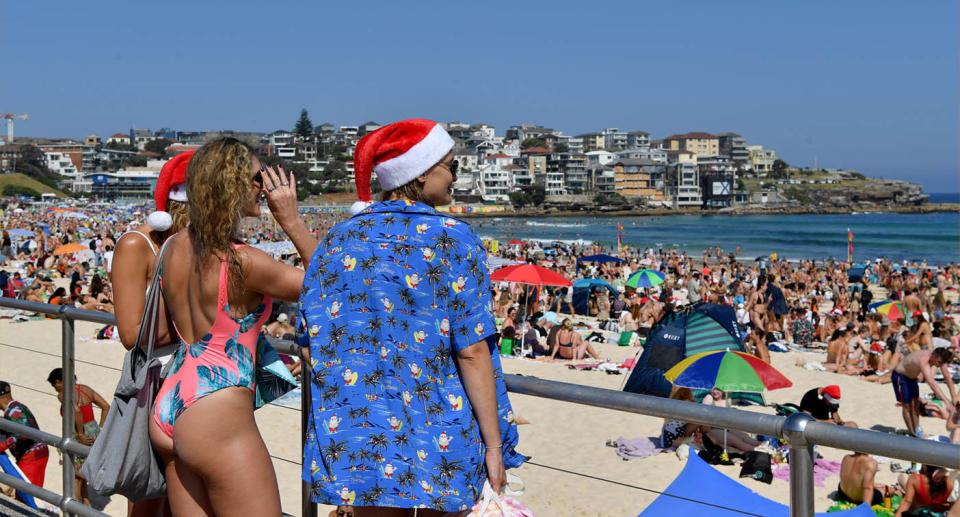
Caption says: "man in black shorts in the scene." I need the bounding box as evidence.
[837,451,885,506]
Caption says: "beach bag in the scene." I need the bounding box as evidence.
[738,451,773,484]
[617,331,638,347]
[254,335,298,408]
[464,474,533,517]
[82,242,168,500]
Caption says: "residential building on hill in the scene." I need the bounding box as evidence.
[130,129,156,151]
[663,132,719,158]
[665,150,702,208]
[85,135,101,146]
[747,145,777,172]
[612,158,665,202]
[578,133,605,152]
[717,132,749,169]
[107,133,131,146]
[626,131,650,149]
[602,128,628,150]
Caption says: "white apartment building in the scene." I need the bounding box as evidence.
[585,150,617,167]
[616,147,667,164]
[477,164,512,201]
[44,151,79,176]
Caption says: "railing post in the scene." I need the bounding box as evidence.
[783,412,815,517]
[61,312,77,517]
[302,359,316,517]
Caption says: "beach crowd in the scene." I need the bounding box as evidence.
[0,119,958,516]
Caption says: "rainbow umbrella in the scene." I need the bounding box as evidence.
[869,300,906,321]
[625,269,665,289]
[665,350,792,393]
[666,349,792,455]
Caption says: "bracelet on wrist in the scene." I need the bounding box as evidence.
[485,443,502,449]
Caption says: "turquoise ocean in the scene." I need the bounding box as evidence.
[477,210,960,265]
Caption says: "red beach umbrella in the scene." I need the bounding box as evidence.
[489,264,571,287]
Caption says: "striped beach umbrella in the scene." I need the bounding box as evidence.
[665,350,793,393]
[869,300,906,321]
[625,269,665,289]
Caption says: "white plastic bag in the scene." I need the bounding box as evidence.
[464,474,534,517]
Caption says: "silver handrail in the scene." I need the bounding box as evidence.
[2,297,959,517]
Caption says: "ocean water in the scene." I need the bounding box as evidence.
[477,212,960,265]
[929,192,960,204]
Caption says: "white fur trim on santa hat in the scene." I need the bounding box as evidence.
[374,124,454,191]
[147,211,173,231]
[350,200,374,216]
[168,183,188,203]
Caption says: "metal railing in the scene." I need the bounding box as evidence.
[1,297,959,517]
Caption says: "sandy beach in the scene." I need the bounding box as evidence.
[2,307,955,516]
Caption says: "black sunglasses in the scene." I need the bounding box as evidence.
[252,167,264,187]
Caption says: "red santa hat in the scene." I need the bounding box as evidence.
[821,385,841,405]
[148,151,194,231]
[351,118,454,215]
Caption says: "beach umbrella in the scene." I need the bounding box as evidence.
[665,350,792,393]
[507,239,525,245]
[625,269,665,289]
[7,229,33,237]
[53,243,87,255]
[665,349,792,454]
[60,211,89,219]
[489,264,571,287]
[869,300,906,320]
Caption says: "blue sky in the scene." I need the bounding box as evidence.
[2,1,957,191]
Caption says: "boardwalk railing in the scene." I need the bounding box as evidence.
[1,297,958,517]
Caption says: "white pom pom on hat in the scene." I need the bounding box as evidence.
[146,211,173,231]
[149,151,195,231]
[351,119,454,216]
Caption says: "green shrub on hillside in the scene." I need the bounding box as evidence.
[3,184,41,197]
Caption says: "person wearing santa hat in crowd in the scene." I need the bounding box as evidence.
[108,150,196,516]
[299,119,525,514]
[799,385,858,428]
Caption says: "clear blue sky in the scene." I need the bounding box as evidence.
[2,1,957,191]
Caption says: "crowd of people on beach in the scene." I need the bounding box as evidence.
[0,118,958,516]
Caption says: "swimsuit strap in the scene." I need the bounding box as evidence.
[122,230,158,256]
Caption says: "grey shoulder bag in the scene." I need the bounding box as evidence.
[82,241,169,500]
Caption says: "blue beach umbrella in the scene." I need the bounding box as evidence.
[626,269,665,288]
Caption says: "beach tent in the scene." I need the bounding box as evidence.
[575,254,623,275]
[622,303,748,399]
[847,265,869,282]
[571,278,618,316]
[639,453,874,516]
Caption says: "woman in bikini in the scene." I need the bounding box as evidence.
[148,138,317,516]
[549,318,601,361]
[47,368,109,506]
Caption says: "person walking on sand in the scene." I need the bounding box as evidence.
[893,348,957,437]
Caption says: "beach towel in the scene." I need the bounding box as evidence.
[772,459,842,487]
[610,436,664,460]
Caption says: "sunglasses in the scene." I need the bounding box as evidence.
[252,168,264,188]
[336,511,354,517]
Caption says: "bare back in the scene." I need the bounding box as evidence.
[839,454,877,503]
[158,231,265,344]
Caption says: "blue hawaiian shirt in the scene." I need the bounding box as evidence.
[298,200,525,511]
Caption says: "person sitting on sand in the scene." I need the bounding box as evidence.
[826,327,860,374]
[746,329,771,363]
[799,385,858,428]
[903,310,933,353]
[538,311,561,356]
[947,400,960,444]
[549,318,601,361]
[893,348,957,437]
[894,465,957,517]
[838,451,889,507]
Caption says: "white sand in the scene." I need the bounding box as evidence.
[0,315,954,516]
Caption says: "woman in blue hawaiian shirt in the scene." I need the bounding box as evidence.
[299,119,524,515]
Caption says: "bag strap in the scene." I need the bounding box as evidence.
[132,239,172,365]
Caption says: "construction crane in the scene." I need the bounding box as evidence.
[1,113,28,143]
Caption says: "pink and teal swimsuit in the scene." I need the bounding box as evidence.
[153,246,271,438]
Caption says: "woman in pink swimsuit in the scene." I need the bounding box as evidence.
[149,138,317,516]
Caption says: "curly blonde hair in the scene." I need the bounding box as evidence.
[165,199,189,236]
[186,137,254,288]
